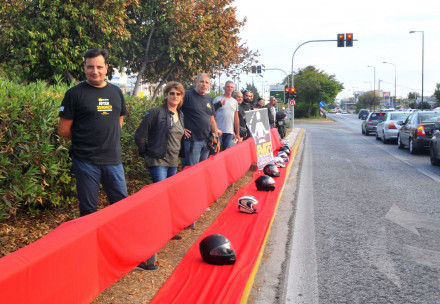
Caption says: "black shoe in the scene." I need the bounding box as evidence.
[185,223,196,230]
[135,262,159,271]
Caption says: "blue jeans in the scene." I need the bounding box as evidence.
[219,133,234,150]
[72,156,128,217]
[148,166,177,183]
[184,139,210,167]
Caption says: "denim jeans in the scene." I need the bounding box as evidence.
[72,156,128,217]
[183,139,210,167]
[219,133,234,150]
[148,166,177,183]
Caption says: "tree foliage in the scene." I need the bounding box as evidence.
[0,0,138,83]
[118,0,258,96]
[285,66,343,118]
[357,91,380,111]
[0,0,257,90]
[434,83,440,107]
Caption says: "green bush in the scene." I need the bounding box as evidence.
[0,78,159,218]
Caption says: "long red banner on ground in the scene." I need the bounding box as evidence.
[0,131,272,304]
[150,131,286,303]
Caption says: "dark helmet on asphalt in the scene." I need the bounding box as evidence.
[238,195,259,214]
[255,175,276,191]
[263,163,280,177]
[199,234,236,265]
[279,146,291,156]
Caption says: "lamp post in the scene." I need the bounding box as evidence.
[383,61,397,107]
[367,65,376,110]
[409,30,424,107]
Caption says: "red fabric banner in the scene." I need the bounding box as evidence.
[0,136,259,304]
[150,129,287,303]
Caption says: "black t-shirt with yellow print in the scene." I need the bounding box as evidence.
[59,82,127,165]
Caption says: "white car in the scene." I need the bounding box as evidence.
[376,111,411,143]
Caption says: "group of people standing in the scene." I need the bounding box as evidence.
[57,48,277,271]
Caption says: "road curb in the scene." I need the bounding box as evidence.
[248,128,305,303]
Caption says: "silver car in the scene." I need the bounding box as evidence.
[376,111,411,143]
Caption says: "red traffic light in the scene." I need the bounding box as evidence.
[346,33,353,47]
[337,33,345,47]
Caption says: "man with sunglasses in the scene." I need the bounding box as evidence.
[181,73,220,167]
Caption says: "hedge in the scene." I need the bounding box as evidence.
[0,78,158,219]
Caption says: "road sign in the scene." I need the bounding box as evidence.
[320,107,324,116]
[319,101,325,107]
[289,99,296,106]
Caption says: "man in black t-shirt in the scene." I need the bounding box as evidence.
[239,90,254,139]
[181,73,220,167]
[58,48,128,216]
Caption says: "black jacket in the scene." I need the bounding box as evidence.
[134,105,184,159]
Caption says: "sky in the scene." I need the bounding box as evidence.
[232,0,440,101]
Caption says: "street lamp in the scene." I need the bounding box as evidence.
[409,30,424,107]
[367,65,376,95]
[367,65,376,110]
[383,61,397,107]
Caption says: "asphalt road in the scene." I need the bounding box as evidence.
[250,114,440,304]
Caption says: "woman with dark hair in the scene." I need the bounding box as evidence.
[134,81,185,270]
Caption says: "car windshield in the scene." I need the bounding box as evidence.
[420,113,440,123]
[390,113,410,121]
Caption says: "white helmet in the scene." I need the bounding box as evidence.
[276,151,289,162]
[273,157,285,168]
[238,195,259,214]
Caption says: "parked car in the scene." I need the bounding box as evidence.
[429,122,440,165]
[376,111,411,144]
[397,111,440,154]
[361,112,385,135]
[358,109,369,120]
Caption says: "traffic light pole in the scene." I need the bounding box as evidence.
[289,38,358,128]
[290,40,336,88]
[290,40,335,128]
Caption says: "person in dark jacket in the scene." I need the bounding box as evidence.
[134,81,185,271]
[135,81,185,182]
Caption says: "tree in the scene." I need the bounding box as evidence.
[434,83,440,107]
[118,0,258,97]
[408,91,419,101]
[358,91,380,111]
[286,66,343,118]
[0,0,138,83]
[243,83,260,102]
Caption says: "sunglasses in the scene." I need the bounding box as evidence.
[169,91,182,96]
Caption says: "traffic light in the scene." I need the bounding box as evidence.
[337,33,345,47]
[251,66,257,73]
[285,86,290,103]
[346,33,353,47]
[257,65,262,74]
[292,87,297,98]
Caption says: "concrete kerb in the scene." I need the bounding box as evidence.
[248,128,305,304]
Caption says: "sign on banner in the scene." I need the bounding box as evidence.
[245,108,273,170]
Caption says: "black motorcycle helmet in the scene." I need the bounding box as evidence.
[263,163,280,177]
[255,175,276,191]
[199,234,236,265]
[279,146,291,156]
